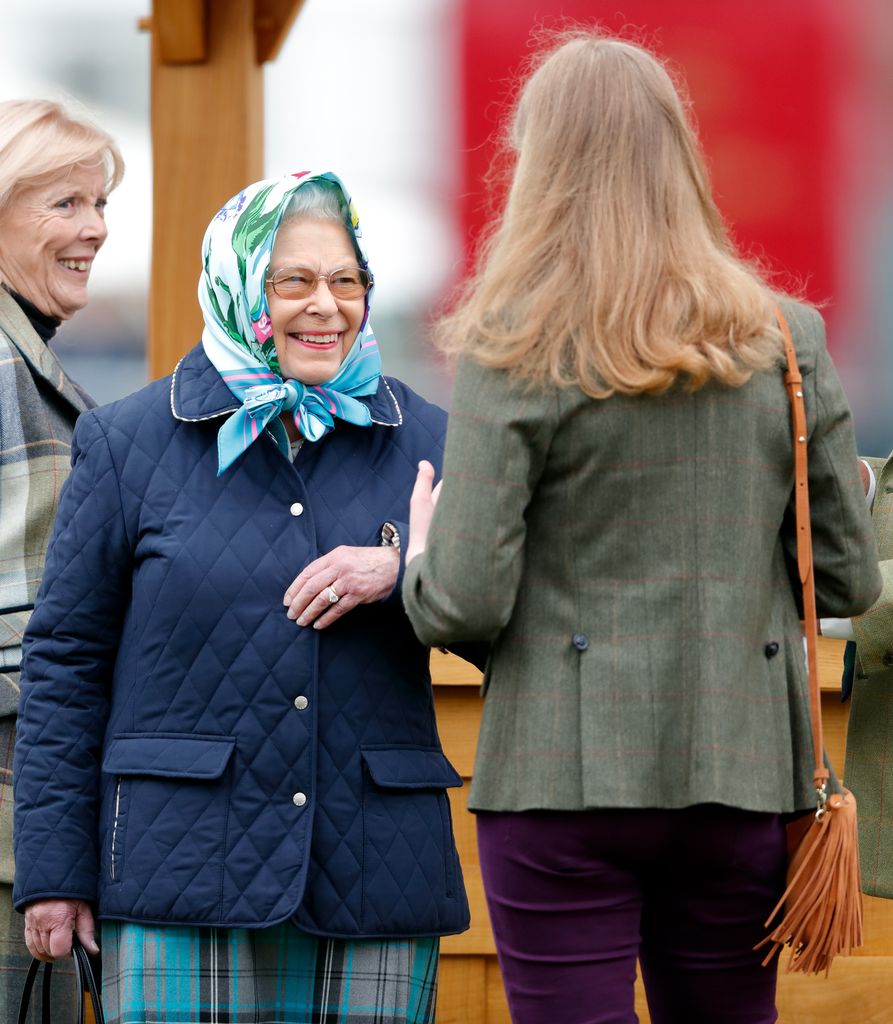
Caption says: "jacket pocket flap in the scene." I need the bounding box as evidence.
[361,747,463,789]
[103,733,236,779]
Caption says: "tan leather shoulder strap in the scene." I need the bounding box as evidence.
[775,303,828,790]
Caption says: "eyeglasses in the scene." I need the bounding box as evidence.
[265,265,373,301]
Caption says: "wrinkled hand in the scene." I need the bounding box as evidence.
[24,898,98,962]
[284,545,400,630]
[407,460,442,566]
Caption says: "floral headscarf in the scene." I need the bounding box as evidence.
[199,171,382,475]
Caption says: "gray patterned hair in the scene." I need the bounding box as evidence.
[279,180,361,262]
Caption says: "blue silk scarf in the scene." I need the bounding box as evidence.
[198,171,382,475]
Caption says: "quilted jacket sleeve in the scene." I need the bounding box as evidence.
[14,409,133,909]
[403,357,558,645]
[779,303,881,619]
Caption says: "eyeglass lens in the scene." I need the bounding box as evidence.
[269,267,371,300]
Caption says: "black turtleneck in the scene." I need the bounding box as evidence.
[3,285,61,343]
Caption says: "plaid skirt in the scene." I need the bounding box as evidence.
[100,921,438,1024]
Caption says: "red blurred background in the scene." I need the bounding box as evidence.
[457,0,893,453]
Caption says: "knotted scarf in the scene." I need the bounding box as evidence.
[198,171,382,475]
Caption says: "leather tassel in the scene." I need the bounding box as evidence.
[757,787,863,975]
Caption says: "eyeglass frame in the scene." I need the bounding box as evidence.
[264,264,374,301]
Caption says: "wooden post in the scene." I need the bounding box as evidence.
[144,0,304,379]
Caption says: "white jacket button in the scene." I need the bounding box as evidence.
[292,792,307,807]
[289,502,304,516]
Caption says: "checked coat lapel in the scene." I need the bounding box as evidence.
[0,286,91,883]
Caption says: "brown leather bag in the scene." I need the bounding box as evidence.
[755,305,863,976]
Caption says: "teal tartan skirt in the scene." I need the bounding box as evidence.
[100,921,438,1024]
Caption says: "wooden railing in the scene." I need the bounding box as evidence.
[432,638,893,1023]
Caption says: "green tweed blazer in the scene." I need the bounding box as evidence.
[844,454,893,897]
[404,300,881,815]
[0,287,90,884]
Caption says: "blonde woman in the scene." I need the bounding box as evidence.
[401,32,880,1024]
[0,98,123,1021]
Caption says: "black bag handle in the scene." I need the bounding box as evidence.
[18,937,104,1024]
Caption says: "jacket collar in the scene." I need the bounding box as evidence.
[0,288,91,416]
[170,343,402,427]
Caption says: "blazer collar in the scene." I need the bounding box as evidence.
[170,343,402,427]
[0,288,91,416]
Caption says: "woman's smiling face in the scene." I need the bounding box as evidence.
[265,218,366,385]
[0,164,109,320]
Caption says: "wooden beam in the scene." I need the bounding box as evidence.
[155,0,207,64]
[255,0,305,63]
[148,0,264,378]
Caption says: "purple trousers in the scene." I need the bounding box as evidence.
[476,805,787,1024]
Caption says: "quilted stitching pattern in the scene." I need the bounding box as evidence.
[14,345,469,938]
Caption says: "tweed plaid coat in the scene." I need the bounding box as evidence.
[404,299,881,816]
[0,287,90,1020]
[0,287,91,879]
[844,453,893,897]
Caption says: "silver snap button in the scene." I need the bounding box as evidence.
[289,502,304,517]
[294,695,309,710]
[292,792,307,807]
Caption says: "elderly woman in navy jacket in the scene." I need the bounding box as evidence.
[14,172,470,1024]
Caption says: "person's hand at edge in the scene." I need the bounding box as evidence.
[24,898,98,962]
[406,460,441,566]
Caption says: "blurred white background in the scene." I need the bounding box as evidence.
[0,0,460,405]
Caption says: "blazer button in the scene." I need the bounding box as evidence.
[572,633,589,652]
[883,652,893,668]
[764,642,780,658]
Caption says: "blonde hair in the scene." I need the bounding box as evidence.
[0,99,124,208]
[437,31,784,396]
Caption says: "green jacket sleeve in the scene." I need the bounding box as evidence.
[403,357,558,645]
[779,302,881,619]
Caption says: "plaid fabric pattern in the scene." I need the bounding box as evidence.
[404,299,881,816]
[844,454,893,897]
[0,289,90,1011]
[100,921,438,1024]
[0,290,90,700]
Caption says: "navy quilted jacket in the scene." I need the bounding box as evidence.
[13,344,471,938]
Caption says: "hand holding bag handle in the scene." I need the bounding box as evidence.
[755,304,863,975]
[18,936,104,1024]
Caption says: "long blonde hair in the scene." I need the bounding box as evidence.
[437,31,784,396]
